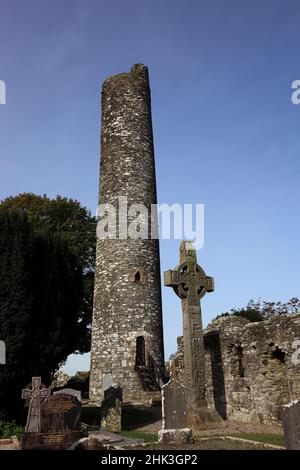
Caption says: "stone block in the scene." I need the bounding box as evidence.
[158,428,194,446]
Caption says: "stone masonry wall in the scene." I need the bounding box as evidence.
[175,314,300,424]
[89,64,164,403]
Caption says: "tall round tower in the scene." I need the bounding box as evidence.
[89,64,165,403]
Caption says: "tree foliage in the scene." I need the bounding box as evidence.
[0,193,97,351]
[0,211,84,420]
[215,297,300,323]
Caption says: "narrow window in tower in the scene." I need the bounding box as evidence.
[133,269,145,285]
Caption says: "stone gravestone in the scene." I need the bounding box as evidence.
[162,370,187,429]
[159,364,193,446]
[100,386,122,433]
[102,374,113,398]
[54,388,81,402]
[21,378,86,450]
[161,241,221,441]
[21,377,50,433]
[282,400,300,450]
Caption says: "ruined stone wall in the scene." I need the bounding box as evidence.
[90,65,164,404]
[175,314,300,424]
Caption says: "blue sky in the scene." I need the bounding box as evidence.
[1,0,300,374]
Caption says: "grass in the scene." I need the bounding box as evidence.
[229,433,285,447]
[137,439,271,450]
[117,430,157,442]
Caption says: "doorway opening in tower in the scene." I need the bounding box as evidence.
[135,336,146,367]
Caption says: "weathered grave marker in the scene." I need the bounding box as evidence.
[54,388,81,402]
[21,378,86,449]
[21,377,50,432]
[282,400,300,450]
[101,386,122,433]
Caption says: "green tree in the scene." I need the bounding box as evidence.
[0,211,84,420]
[215,297,300,323]
[215,309,263,323]
[0,193,97,351]
[234,308,263,322]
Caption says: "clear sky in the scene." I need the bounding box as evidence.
[1,0,299,374]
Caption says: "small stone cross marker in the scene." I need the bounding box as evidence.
[164,241,214,409]
[22,377,50,433]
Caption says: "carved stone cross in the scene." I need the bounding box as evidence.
[22,377,50,433]
[164,241,214,410]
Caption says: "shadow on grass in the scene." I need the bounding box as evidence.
[81,404,160,432]
[81,406,102,427]
[122,405,160,431]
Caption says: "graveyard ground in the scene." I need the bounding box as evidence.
[80,403,285,450]
[0,402,287,450]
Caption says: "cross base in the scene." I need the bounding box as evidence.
[21,430,88,450]
[186,405,223,431]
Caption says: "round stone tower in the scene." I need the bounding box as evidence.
[89,64,165,403]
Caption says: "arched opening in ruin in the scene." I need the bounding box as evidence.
[271,347,285,364]
[206,332,227,419]
[228,343,245,379]
[135,336,146,367]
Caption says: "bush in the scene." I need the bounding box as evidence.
[0,420,24,439]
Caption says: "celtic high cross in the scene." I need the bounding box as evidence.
[164,241,214,409]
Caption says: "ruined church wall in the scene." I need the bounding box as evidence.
[175,314,300,424]
[204,315,300,424]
